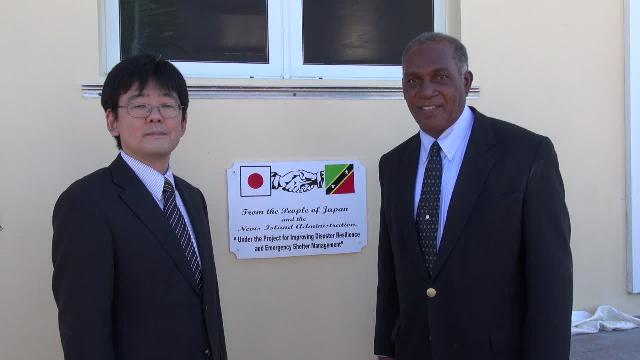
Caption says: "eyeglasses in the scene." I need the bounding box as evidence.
[118,103,183,119]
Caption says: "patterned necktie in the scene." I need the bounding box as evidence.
[162,177,202,288]
[416,141,442,272]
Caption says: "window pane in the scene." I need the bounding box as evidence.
[120,0,268,63]
[302,0,433,65]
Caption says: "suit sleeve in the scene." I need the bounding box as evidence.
[374,157,399,357]
[52,185,115,360]
[201,192,228,360]
[522,137,572,360]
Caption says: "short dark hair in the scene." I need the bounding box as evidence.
[401,32,469,74]
[101,54,189,149]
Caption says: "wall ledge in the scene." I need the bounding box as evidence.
[81,84,481,100]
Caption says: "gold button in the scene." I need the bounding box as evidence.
[426,288,437,298]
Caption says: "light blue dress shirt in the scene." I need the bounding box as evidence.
[414,106,474,249]
[120,151,201,260]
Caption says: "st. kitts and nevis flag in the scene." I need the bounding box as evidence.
[325,164,355,195]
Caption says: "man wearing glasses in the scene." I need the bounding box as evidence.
[52,55,227,360]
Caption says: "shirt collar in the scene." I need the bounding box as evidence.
[419,106,474,163]
[119,150,176,204]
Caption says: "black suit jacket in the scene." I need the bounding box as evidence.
[375,108,572,360]
[52,155,227,360]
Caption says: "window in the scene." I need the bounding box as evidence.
[105,0,284,78]
[104,0,446,79]
[120,1,269,63]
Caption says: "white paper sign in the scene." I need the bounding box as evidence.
[227,160,367,259]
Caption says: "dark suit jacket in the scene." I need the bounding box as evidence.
[52,155,227,360]
[375,108,572,360]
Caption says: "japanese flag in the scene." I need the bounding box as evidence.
[240,166,272,197]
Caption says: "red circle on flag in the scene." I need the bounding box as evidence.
[247,173,264,189]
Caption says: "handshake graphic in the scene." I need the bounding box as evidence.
[271,170,325,193]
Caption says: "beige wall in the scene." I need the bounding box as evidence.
[461,0,638,312]
[0,0,637,359]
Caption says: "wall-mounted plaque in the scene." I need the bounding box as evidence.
[227,160,367,259]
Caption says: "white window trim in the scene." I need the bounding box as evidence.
[102,0,445,80]
[288,0,445,79]
[625,0,640,293]
[105,0,286,79]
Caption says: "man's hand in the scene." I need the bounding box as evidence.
[273,170,322,193]
[281,171,308,192]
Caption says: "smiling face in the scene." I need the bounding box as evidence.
[402,41,473,138]
[106,79,187,173]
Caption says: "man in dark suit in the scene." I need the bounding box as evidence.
[374,32,572,360]
[52,55,227,360]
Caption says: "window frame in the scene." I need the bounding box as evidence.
[626,0,640,294]
[105,0,285,78]
[287,0,446,79]
[103,0,446,79]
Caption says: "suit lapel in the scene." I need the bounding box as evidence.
[174,177,214,294]
[431,109,496,278]
[109,155,202,295]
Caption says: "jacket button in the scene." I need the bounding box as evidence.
[203,348,211,356]
[426,288,437,298]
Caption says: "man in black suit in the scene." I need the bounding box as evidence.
[374,32,572,360]
[52,55,227,360]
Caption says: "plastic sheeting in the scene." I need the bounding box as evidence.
[571,305,640,335]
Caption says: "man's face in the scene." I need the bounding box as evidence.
[402,41,473,138]
[106,80,186,170]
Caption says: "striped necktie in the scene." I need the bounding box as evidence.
[162,177,202,288]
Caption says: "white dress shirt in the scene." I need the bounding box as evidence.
[120,151,201,260]
[414,106,474,249]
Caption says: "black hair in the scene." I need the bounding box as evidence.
[101,54,189,149]
[402,32,469,74]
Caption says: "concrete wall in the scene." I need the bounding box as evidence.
[0,0,637,359]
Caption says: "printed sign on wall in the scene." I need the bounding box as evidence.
[227,160,367,259]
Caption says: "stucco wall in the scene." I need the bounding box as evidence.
[0,0,637,359]
[461,0,638,312]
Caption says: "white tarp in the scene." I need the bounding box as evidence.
[571,305,640,335]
